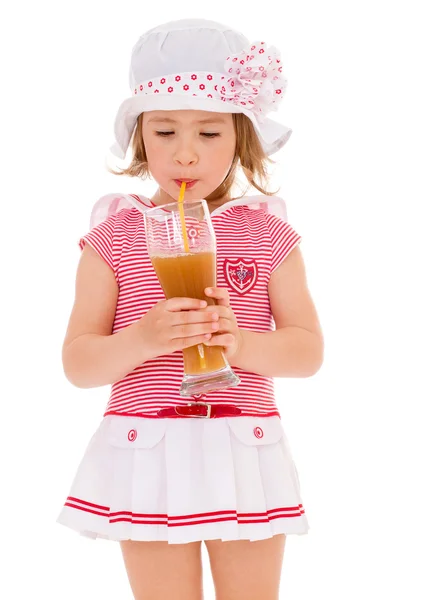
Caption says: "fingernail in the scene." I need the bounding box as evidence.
[200,301,207,307]
[205,288,212,294]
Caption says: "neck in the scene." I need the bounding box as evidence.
[150,188,173,206]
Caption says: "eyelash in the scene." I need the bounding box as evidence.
[155,132,221,138]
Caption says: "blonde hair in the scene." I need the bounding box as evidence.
[107,112,279,201]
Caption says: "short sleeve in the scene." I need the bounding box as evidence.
[265,212,302,274]
[78,212,118,273]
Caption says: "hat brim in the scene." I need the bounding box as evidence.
[110,95,292,160]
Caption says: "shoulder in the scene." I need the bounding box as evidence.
[79,196,145,258]
[241,195,290,226]
[213,195,286,221]
[84,206,140,242]
[88,192,151,230]
[113,206,142,226]
[106,207,145,249]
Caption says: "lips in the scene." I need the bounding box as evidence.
[175,179,198,189]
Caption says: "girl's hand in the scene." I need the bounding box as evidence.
[137,297,220,360]
[202,287,243,362]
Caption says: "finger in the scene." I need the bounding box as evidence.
[204,287,230,307]
[171,333,212,352]
[173,321,219,340]
[203,305,230,318]
[213,318,233,332]
[204,333,235,347]
[166,298,207,312]
[171,310,219,326]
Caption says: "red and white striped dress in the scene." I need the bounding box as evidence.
[79,196,301,419]
[57,194,309,544]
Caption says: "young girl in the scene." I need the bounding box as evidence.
[57,18,324,600]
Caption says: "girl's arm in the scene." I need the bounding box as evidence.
[62,244,219,389]
[62,244,147,388]
[232,245,324,377]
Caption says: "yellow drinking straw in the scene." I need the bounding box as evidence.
[177,182,190,253]
[177,182,206,370]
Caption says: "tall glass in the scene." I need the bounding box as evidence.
[144,200,241,397]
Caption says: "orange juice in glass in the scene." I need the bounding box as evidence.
[145,200,240,396]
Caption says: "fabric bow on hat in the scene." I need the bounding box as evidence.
[220,41,287,122]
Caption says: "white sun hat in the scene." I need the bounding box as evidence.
[110,18,292,160]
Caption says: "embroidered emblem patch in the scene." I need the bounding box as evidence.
[223,258,258,295]
[127,429,137,442]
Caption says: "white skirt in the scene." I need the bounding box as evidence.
[56,415,309,544]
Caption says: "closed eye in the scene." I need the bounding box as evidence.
[155,131,221,138]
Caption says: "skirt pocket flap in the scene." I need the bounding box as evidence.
[227,416,284,446]
[108,417,167,449]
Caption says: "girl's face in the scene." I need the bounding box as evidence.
[142,110,236,206]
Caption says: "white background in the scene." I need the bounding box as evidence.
[1,1,436,598]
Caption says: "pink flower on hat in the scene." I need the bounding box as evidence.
[220,41,287,120]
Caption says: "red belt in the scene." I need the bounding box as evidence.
[157,402,242,419]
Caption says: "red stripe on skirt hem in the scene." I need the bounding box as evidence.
[109,506,304,520]
[108,514,304,527]
[63,498,305,527]
[64,503,109,518]
[67,496,109,511]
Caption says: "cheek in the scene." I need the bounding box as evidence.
[209,137,236,166]
[218,149,237,176]
[144,139,167,169]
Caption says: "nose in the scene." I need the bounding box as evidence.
[173,141,199,167]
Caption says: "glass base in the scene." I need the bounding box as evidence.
[179,365,241,397]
